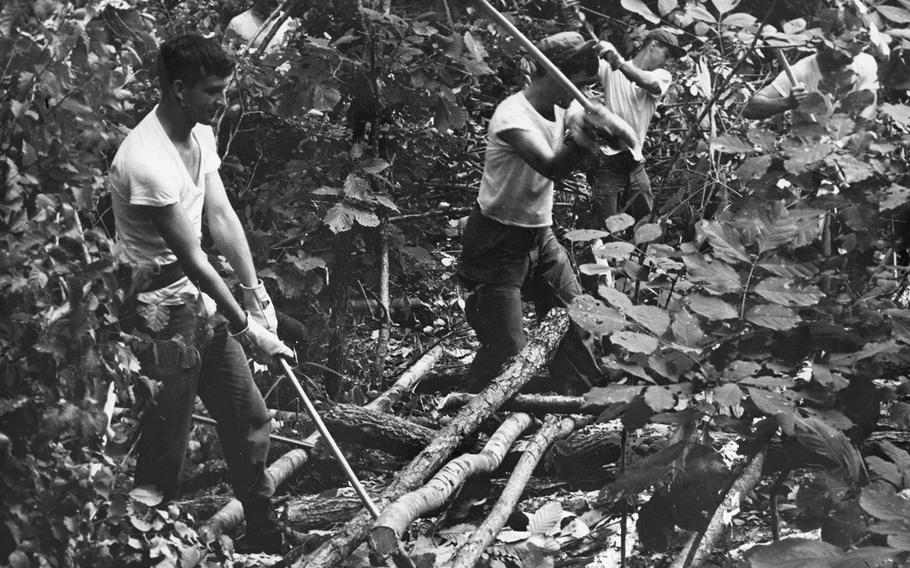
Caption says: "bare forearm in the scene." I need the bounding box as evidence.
[178,248,247,329]
[742,93,794,119]
[209,210,258,288]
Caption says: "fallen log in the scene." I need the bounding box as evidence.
[293,309,571,568]
[370,413,535,555]
[286,491,378,531]
[321,403,437,456]
[543,422,623,477]
[441,415,582,568]
[438,392,604,415]
[669,450,766,568]
[195,344,442,550]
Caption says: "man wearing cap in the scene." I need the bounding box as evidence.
[578,28,684,223]
[743,18,878,120]
[457,31,637,395]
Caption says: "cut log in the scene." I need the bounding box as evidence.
[286,492,376,531]
[669,450,766,568]
[321,403,437,456]
[438,392,604,415]
[370,413,535,555]
[195,343,440,550]
[543,422,623,477]
[292,309,571,568]
[441,415,581,568]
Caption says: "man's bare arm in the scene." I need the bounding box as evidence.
[204,172,258,288]
[138,203,248,331]
[499,128,579,181]
[743,83,807,119]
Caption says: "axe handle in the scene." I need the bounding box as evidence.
[773,48,797,86]
[472,0,595,112]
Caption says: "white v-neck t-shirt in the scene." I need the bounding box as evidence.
[109,106,221,306]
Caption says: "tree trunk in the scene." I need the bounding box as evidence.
[370,413,535,555]
[441,415,581,568]
[321,403,438,457]
[438,392,605,415]
[292,309,571,568]
[285,492,377,531]
[372,222,391,389]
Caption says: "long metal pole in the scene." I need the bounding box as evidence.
[278,358,381,519]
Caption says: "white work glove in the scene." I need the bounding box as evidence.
[230,312,294,360]
[241,279,278,331]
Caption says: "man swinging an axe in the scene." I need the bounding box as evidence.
[456,29,640,395]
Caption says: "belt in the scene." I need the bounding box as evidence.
[138,262,185,293]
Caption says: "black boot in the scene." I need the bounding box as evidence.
[235,500,283,554]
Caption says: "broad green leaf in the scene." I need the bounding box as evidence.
[711,0,740,15]
[755,257,819,278]
[828,154,875,184]
[592,241,636,260]
[463,31,488,60]
[611,330,659,354]
[138,303,169,333]
[722,12,757,28]
[876,4,910,23]
[713,383,743,407]
[746,304,800,330]
[634,223,662,244]
[621,0,660,23]
[568,295,627,340]
[579,263,613,276]
[866,456,902,488]
[564,229,610,242]
[359,157,390,174]
[827,340,904,367]
[832,547,904,568]
[683,254,742,294]
[598,285,633,313]
[782,18,807,34]
[861,485,910,522]
[627,305,670,336]
[686,294,738,320]
[735,155,771,181]
[739,376,796,389]
[745,538,843,568]
[671,308,705,347]
[697,220,750,263]
[746,129,775,151]
[528,502,564,535]
[606,213,635,233]
[879,184,910,212]
[584,385,644,406]
[781,139,834,165]
[687,4,716,23]
[753,277,823,307]
[658,0,678,15]
[747,386,796,416]
[795,417,864,483]
[882,103,910,127]
[710,132,753,154]
[644,386,675,412]
[28,267,48,289]
[130,485,164,507]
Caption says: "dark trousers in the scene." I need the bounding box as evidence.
[585,150,652,224]
[132,303,274,510]
[457,209,600,395]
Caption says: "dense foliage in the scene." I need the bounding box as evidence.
[2,0,910,566]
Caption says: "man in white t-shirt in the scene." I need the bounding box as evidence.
[577,28,684,223]
[109,34,292,553]
[457,32,636,395]
[743,24,879,121]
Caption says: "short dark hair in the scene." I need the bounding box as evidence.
[157,34,234,92]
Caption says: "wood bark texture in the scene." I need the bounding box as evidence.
[292,309,570,568]
[441,415,580,568]
[286,492,378,531]
[370,413,535,555]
